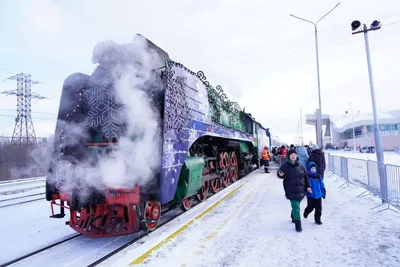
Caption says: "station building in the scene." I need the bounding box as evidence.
[306,110,400,151]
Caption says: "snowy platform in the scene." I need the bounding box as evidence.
[108,170,400,267]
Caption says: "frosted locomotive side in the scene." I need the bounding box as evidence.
[46,34,271,238]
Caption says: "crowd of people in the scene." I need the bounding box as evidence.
[266,144,327,233]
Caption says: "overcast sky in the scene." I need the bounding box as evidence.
[0,0,399,144]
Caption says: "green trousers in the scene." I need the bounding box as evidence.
[290,200,301,220]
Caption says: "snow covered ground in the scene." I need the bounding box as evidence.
[327,150,400,166]
[0,177,45,197]
[0,176,45,185]
[0,199,76,265]
[104,170,400,267]
[0,176,45,209]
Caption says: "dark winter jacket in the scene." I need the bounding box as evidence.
[277,159,311,201]
[305,146,312,157]
[307,149,326,177]
[306,162,326,199]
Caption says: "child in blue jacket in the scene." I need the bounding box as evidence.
[303,162,326,224]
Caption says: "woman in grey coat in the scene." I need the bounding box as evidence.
[298,146,309,167]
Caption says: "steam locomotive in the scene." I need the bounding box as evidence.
[46,34,271,238]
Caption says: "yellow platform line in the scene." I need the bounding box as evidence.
[204,189,253,242]
[130,180,251,265]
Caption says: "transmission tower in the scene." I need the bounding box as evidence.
[0,73,47,148]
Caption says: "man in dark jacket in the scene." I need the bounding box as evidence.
[277,149,312,232]
[308,145,326,178]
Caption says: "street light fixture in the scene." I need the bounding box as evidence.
[351,19,387,205]
[290,2,341,149]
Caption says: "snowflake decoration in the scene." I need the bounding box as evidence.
[84,85,125,141]
[163,138,176,168]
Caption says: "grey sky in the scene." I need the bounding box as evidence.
[0,0,399,144]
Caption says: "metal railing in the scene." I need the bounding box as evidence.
[325,153,400,212]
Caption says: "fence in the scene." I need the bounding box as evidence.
[325,153,400,211]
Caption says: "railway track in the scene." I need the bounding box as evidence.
[2,200,195,267]
[0,234,82,267]
[0,193,45,208]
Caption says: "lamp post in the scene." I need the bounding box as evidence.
[348,103,356,152]
[300,107,303,146]
[290,2,341,149]
[292,103,304,146]
[351,19,387,204]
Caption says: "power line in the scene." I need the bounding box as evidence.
[0,73,48,148]
[221,18,400,63]
[0,114,55,120]
[0,108,56,116]
[223,22,400,67]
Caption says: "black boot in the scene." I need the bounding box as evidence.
[314,214,322,225]
[294,220,302,232]
[303,210,308,219]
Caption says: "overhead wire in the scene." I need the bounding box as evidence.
[0,114,55,120]
[0,108,56,116]
[222,21,400,69]
[221,9,400,61]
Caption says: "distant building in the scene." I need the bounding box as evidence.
[306,110,400,151]
[271,136,282,147]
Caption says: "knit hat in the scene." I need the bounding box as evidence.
[287,148,297,157]
[312,144,319,151]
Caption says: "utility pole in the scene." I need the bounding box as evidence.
[290,2,341,149]
[0,73,47,149]
[351,20,387,204]
[300,107,303,146]
[349,103,356,152]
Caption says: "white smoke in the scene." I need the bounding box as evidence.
[3,36,165,200]
[39,35,166,202]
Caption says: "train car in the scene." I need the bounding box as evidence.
[46,34,272,238]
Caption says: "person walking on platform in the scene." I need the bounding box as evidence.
[262,146,271,173]
[277,149,312,232]
[303,162,326,225]
[298,146,309,167]
[279,145,288,167]
[308,145,326,178]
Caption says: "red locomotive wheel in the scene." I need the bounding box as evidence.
[230,151,238,183]
[211,178,220,193]
[196,180,210,202]
[222,152,231,187]
[181,197,193,211]
[219,152,230,187]
[144,201,161,231]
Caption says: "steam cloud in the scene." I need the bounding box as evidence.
[27,36,165,199]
